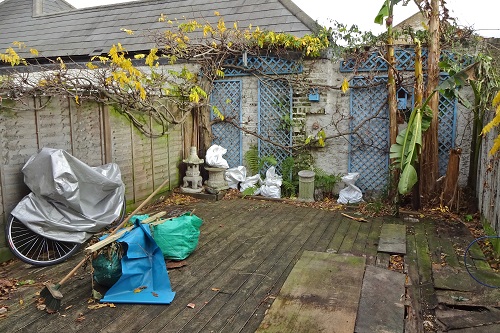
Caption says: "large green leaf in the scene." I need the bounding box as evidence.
[399,163,417,194]
[374,2,390,24]
[390,101,433,195]
[374,0,403,24]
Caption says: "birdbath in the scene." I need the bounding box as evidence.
[181,147,204,193]
[205,166,229,191]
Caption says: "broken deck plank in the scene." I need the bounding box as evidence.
[436,306,500,330]
[256,251,366,333]
[378,223,406,254]
[436,287,500,307]
[354,265,405,333]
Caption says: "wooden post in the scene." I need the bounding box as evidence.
[440,148,462,209]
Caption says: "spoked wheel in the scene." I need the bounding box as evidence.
[5,214,80,266]
[6,195,126,266]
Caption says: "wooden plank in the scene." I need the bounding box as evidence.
[350,220,372,256]
[447,324,500,332]
[354,265,405,333]
[327,218,351,252]
[202,210,329,333]
[436,288,500,307]
[99,200,288,333]
[364,218,383,266]
[378,223,406,254]
[436,306,500,330]
[256,252,366,333]
[85,212,167,253]
[221,210,335,333]
[165,207,321,332]
[169,204,315,332]
[310,214,342,252]
[338,219,362,254]
[431,265,496,292]
[404,224,425,332]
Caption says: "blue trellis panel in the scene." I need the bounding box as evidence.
[348,76,390,193]
[210,80,243,168]
[258,79,292,174]
[438,84,458,176]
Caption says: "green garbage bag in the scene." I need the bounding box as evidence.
[152,213,203,260]
[92,250,122,287]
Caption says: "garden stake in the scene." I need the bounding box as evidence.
[40,179,169,312]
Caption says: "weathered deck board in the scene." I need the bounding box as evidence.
[364,218,383,266]
[100,200,287,333]
[405,223,426,332]
[200,210,330,333]
[426,220,462,268]
[338,219,362,254]
[235,210,336,333]
[354,265,406,333]
[350,218,372,256]
[4,197,492,333]
[163,206,320,332]
[327,217,351,251]
[256,251,366,333]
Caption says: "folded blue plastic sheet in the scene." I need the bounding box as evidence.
[100,216,176,304]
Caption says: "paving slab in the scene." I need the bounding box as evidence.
[354,265,406,333]
[378,224,406,254]
[256,251,366,333]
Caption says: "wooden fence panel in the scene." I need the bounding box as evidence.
[69,98,105,166]
[0,98,184,261]
[108,106,135,202]
[478,112,500,235]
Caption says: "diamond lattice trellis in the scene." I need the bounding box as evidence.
[224,56,302,76]
[258,79,292,174]
[348,76,390,192]
[438,82,458,176]
[340,49,474,73]
[210,80,242,168]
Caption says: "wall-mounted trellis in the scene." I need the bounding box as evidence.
[438,80,458,176]
[340,49,473,72]
[347,76,457,192]
[342,48,461,192]
[223,56,302,76]
[258,79,292,174]
[210,80,243,168]
[348,76,390,192]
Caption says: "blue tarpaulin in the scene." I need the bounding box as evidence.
[100,216,175,304]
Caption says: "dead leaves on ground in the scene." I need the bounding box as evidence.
[389,255,404,272]
[88,303,116,310]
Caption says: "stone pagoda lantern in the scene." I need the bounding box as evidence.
[180,146,204,193]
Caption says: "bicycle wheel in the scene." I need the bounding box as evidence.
[5,214,80,266]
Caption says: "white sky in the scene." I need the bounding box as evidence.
[10,0,500,37]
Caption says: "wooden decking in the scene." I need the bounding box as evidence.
[0,197,498,332]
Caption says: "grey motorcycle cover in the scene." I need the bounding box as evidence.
[11,148,125,243]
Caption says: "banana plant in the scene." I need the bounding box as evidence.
[390,62,479,195]
[389,98,433,194]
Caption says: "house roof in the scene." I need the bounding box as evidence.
[0,0,319,61]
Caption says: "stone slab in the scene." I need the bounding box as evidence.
[378,224,406,254]
[354,265,406,333]
[256,251,366,333]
